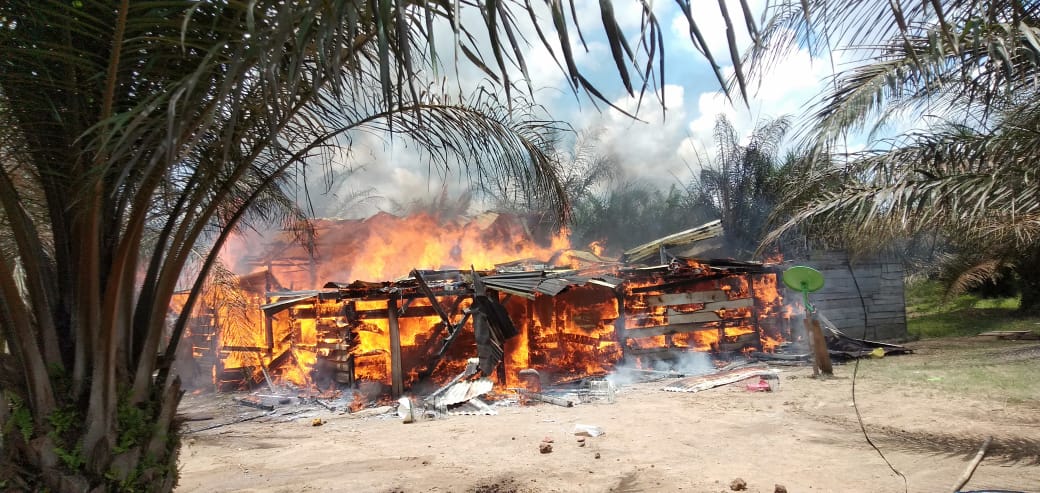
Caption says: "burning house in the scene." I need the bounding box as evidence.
[174,215,793,398]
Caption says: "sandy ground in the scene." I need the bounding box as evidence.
[176,339,1040,493]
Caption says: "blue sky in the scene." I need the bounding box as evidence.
[306,0,845,218]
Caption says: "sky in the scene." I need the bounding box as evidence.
[305,0,844,219]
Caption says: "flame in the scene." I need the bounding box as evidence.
[181,214,794,394]
[221,213,572,290]
[587,240,606,257]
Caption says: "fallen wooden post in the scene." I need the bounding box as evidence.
[253,353,277,392]
[949,436,993,493]
[517,389,574,407]
[236,398,274,412]
[976,330,1038,340]
[310,397,336,412]
[185,411,271,434]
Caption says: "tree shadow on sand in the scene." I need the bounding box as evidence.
[874,427,1040,465]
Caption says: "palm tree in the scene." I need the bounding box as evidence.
[490,128,622,234]
[0,0,762,489]
[693,115,791,258]
[756,1,1040,312]
[570,181,715,255]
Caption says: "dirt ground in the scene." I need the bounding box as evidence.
[176,338,1040,493]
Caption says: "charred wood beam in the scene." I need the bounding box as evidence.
[398,297,414,317]
[331,288,473,301]
[414,309,472,383]
[643,290,729,306]
[438,311,471,357]
[388,293,404,397]
[413,294,470,381]
[264,313,274,356]
[626,273,740,294]
[663,311,722,323]
[625,322,723,339]
[221,345,264,353]
[472,309,502,375]
[469,269,518,376]
[558,333,601,347]
[236,398,274,411]
[411,269,454,326]
[352,306,442,320]
[614,290,628,362]
[749,273,763,352]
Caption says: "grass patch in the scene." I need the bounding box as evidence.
[858,340,1040,405]
[904,280,1040,338]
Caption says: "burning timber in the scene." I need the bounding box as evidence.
[176,254,790,398]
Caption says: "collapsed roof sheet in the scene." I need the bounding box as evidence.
[621,220,724,265]
[482,271,623,298]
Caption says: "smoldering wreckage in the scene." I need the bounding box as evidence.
[173,214,909,429]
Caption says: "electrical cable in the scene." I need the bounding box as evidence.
[852,356,909,493]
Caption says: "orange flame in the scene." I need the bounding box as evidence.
[182,215,793,394]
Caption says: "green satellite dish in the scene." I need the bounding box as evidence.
[782,266,825,293]
[782,266,825,312]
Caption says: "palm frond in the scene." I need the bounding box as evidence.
[763,105,1040,254]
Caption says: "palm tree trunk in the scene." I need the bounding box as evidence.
[1016,247,1040,315]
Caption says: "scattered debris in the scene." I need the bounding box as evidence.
[236,397,274,411]
[774,484,787,493]
[976,330,1039,340]
[445,397,498,416]
[662,364,779,393]
[729,477,747,491]
[424,358,494,414]
[594,452,601,459]
[586,379,616,403]
[573,424,604,437]
[311,418,324,427]
[184,411,273,434]
[818,312,913,358]
[178,413,215,422]
[519,368,542,392]
[745,378,772,392]
[310,397,337,412]
[517,389,575,407]
[749,351,808,363]
[539,437,554,454]
[346,406,394,419]
[577,437,586,447]
[398,397,417,424]
[434,378,494,408]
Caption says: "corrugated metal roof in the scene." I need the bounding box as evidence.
[482,271,621,298]
[535,277,577,296]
